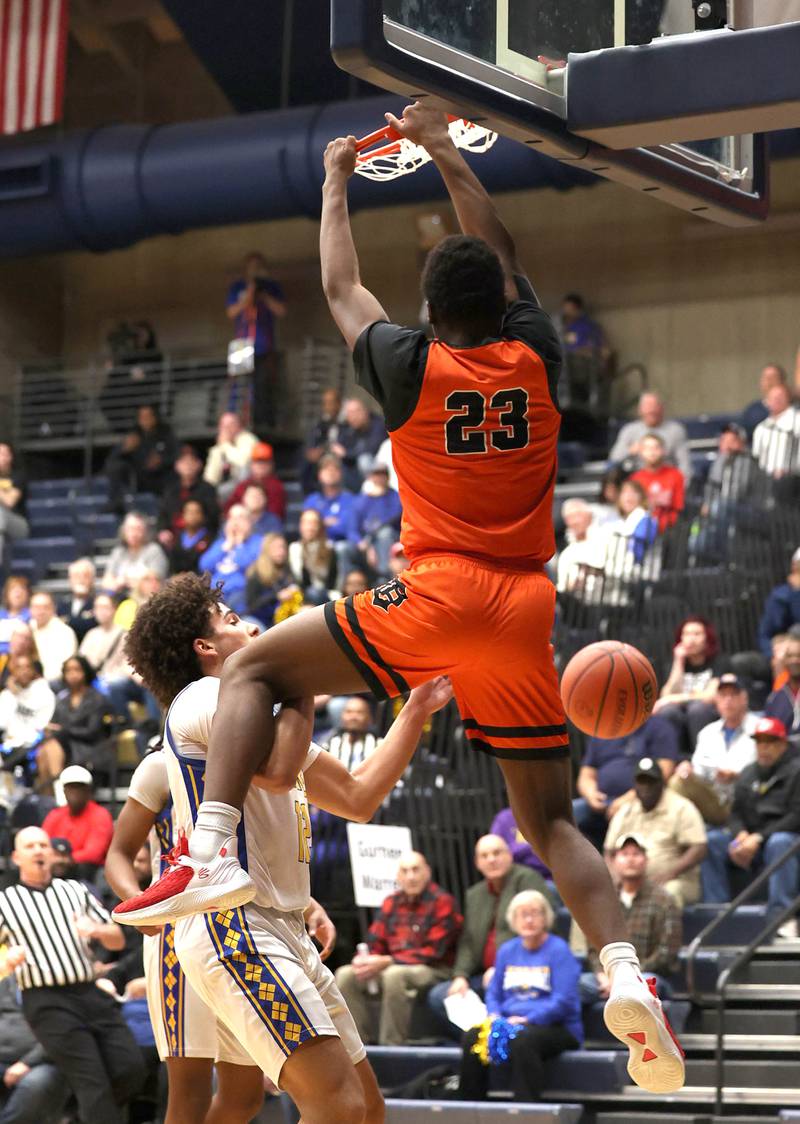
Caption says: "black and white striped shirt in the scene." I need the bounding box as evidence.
[0,879,112,989]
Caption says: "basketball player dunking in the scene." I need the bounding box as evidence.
[115,104,684,1093]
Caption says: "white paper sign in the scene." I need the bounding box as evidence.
[443,989,488,1031]
[347,823,413,908]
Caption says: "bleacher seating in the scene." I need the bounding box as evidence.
[6,402,800,1124]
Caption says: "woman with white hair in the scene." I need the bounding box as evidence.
[459,890,582,1103]
[102,512,167,596]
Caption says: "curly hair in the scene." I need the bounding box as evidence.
[124,573,223,709]
[421,235,506,331]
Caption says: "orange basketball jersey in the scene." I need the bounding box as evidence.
[354,280,562,564]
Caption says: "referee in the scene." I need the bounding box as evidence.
[0,826,145,1122]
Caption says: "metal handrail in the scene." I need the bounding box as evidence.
[684,834,800,1115]
[712,892,800,1115]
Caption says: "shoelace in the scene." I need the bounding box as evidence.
[164,828,190,868]
[646,976,685,1058]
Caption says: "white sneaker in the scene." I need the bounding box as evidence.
[604,974,686,1094]
[776,919,798,940]
[112,833,255,927]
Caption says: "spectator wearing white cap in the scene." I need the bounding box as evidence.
[580,834,681,1005]
[42,766,114,881]
[669,674,759,825]
[702,717,800,938]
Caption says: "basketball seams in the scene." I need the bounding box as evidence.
[563,651,615,738]
[627,647,658,705]
[617,646,640,727]
[560,640,657,738]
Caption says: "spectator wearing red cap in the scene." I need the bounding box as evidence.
[223,441,286,522]
[42,766,114,881]
[701,717,800,936]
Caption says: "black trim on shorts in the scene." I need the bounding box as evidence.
[343,596,411,697]
[462,720,568,738]
[323,601,390,701]
[467,737,571,762]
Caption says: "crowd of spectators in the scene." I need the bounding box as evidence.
[0,333,799,1117]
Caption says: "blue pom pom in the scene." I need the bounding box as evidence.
[487,1017,524,1064]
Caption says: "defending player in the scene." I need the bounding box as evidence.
[105,751,264,1124]
[116,107,685,1093]
[106,747,336,1123]
[114,572,453,1123]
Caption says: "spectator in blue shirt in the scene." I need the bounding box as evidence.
[304,455,357,583]
[758,550,800,660]
[347,462,403,578]
[459,890,582,1102]
[198,505,262,614]
[574,716,679,848]
[225,252,287,435]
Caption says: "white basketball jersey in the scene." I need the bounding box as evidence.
[164,677,320,912]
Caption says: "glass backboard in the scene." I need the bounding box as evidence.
[332,0,771,224]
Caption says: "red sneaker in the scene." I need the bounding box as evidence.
[604,974,685,1093]
[113,833,255,926]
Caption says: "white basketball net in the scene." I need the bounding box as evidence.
[354,118,498,182]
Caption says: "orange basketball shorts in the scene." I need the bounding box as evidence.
[323,554,569,761]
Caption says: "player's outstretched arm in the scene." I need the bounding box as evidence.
[304,676,453,821]
[385,102,529,302]
[320,135,390,350]
[105,798,163,935]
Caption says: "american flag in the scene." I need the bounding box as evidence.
[0,0,68,135]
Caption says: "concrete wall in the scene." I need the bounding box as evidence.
[13,152,800,417]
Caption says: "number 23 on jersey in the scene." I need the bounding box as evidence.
[444,388,530,455]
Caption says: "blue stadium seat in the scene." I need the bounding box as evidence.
[26,516,75,538]
[6,557,35,579]
[280,1095,583,1124]
[364,1046,626,1096]
[27,476,110,500]
[678,413,738,440]
[557,442,587,471]
[385,1103,582,1123]
[11,537,79,578]
[76,513,120,539]
[682,903,769,944]
[129,493,158,516]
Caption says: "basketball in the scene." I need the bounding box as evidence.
[560,641,657,739]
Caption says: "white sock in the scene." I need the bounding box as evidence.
[189,802,241,863]
[599,941,642,988]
